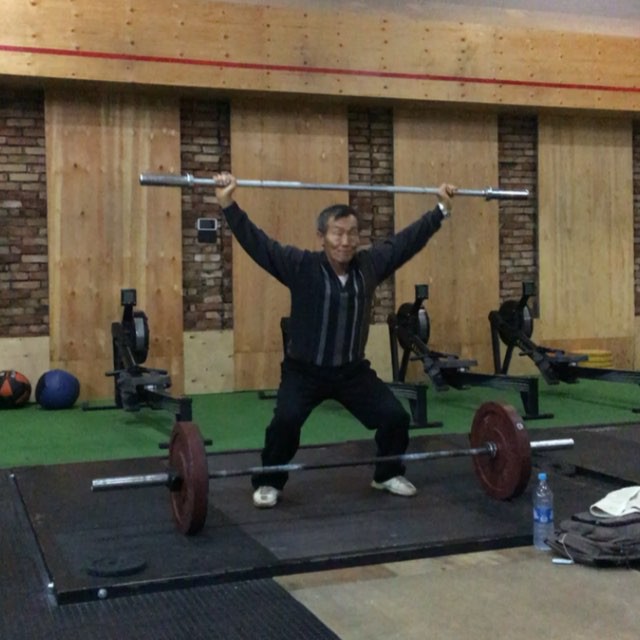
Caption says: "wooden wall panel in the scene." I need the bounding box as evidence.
[230,98,348,389]
[394,109,499,375]
[46,90,183,399]
[0,337,50,393]
[184,330,235,394]
[2,1,639,112]
[537,115,634,367]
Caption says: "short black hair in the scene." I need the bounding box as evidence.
[316,204,358,234]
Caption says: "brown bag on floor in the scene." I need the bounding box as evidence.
[547,511,640,567]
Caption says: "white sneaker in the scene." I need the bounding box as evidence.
[253,486,280,508]
[371,475,417,497]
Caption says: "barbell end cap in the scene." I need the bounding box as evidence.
[482,187,532,201]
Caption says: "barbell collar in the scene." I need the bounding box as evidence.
[139,173,529,201]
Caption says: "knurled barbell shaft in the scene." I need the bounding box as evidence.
[90,437,574,492]
[139,173,529,201]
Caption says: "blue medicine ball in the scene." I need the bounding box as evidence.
[36,369,81,410]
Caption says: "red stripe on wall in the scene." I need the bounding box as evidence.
[1,43,639,94]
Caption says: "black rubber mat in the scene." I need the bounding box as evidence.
[538,424,640,485]
[1,470,340,640]
[11,456,279,603]
[10,426,635,605]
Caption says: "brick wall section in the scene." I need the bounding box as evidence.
[180,99,232,331]
[497,114,539,315]
[179,103,396,331]
[348,106,395,322]
[0,89,48,337]
[634,120,640,315]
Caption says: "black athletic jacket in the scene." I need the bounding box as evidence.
[223,202,445,368]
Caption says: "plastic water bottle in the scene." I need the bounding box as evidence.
[533,472,554,551]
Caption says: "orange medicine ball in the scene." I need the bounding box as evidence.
[0,370,32,408]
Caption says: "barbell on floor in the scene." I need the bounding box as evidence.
[139,172,530,201]
[91,402,574,536]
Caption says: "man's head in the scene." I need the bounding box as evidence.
[316,204,360,275]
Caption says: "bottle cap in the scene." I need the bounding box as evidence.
[538,472,547,481]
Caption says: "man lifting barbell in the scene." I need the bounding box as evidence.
[213,171,456,508]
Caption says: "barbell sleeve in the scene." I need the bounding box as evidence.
[92,473,172,491]
[139,173,529,201]
[529,439,575,451]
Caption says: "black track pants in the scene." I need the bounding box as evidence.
[251,358,411,490]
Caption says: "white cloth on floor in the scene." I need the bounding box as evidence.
[589,486,640,518]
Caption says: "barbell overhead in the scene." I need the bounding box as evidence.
[139,172,529,201]
[91,402,575,535]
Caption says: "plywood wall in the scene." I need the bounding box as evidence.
[394,109,499,375]
[229,98,348,389]
[23,98,640,396]
[537,114,634,367]
[45,90,183,399]
[2,1,639,112]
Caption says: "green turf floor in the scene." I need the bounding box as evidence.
[1,378,639,469]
